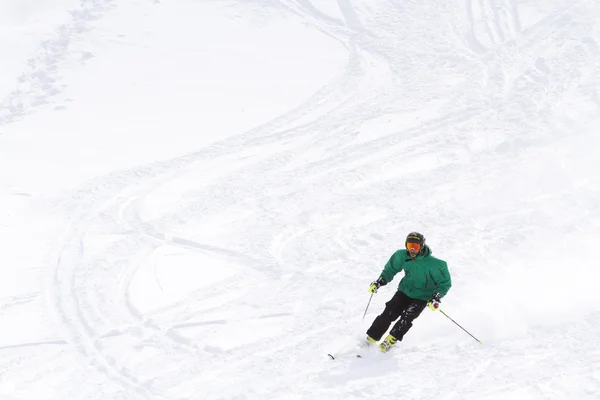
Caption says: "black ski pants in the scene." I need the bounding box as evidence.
[366,290,427,341]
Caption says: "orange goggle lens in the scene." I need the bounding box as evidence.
[406,242,421,251]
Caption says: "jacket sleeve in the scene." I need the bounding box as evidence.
[431,261,452,298]
[379,251,404,284]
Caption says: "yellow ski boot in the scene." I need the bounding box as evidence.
[379,334,397,353]
[366,336,377,346]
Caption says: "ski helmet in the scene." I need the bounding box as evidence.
[405,232,425,250]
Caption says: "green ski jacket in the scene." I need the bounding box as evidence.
[378,245,451,301]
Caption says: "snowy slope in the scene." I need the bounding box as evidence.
[1,0,600,399]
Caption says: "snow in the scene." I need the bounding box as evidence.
[0,0,79,99]
[1,0,600,399]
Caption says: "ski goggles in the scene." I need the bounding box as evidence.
[406,242,422,252]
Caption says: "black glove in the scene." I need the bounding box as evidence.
[428,292,441,311]
[368,277,387,294]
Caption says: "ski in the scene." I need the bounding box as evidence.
[327,337,375,360]
[327,353,363,360]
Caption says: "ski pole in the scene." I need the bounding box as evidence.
[362,293,374,320]
[439,309,482,344]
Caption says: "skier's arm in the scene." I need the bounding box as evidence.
[379,251,404,284]
[432,262,452,298]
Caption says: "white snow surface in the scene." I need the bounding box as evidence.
[1,0,600,399]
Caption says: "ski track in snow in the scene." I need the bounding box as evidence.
[0,0,118,126]
[1,0,600,399]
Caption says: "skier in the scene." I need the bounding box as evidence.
[365,232,451,352]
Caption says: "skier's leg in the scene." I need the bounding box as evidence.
[366,291,410,341]
[388,297,427,341]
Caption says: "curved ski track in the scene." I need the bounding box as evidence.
[2,0,594,398]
